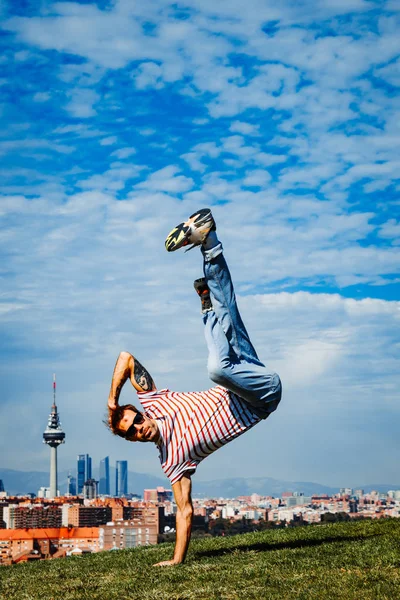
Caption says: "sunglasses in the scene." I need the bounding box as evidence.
[125,412,146,439]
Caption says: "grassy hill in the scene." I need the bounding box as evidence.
[1,519,399,600]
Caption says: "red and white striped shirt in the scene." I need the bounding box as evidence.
[137,386,260,485]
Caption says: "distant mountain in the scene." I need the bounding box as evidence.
[1,467,398,498]
[193,479,400,497]
[0,469,50,497]
[193,477,338,498]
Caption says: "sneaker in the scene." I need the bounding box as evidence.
[194,277,213,313]
[165,208,216,252]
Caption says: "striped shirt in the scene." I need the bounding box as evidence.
[137,386,260,485]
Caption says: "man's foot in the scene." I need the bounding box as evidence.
[165,208,216,252]
[194,277,213,313]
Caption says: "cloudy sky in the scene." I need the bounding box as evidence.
[0,0,399,491]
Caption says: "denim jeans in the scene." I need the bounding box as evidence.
[202,243,282,419]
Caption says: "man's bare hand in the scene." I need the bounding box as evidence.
[153,559,181,567]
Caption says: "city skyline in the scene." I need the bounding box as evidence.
[1,461,399,500]
[0,0,399,487]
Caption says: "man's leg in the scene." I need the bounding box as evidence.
[166,208,282,418]
[203,309,281,418]
[201,242,281,418]
[202,242,260,364]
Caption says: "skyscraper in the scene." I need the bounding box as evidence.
[42,375,65,498]
[86,455,92,480]
[67,472,77,496]
[76,453,92,494]
[77,455,86,494]
[116,460,128,497]
[99,457,110,496]
[83,479,98,500]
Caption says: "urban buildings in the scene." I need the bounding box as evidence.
[115,461,128,497]
[42,375,65,498]
[1,487,400,565]
[99,457,110,495]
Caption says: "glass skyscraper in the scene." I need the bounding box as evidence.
[116,460,128,497]
[99,456,110,495]
[77,455,86,494]
[67,473,77,496]
[86,454,92,480]
[77,453,92,494]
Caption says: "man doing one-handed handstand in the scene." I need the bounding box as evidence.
[107,208,282,566]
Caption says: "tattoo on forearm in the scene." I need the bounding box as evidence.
[134,359,154,392]
[115,380,124,400]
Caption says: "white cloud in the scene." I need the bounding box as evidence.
[52,124,105,138]
[33,92,50,102]
[138,128,156,136]
[378,219,400,244]
[111,147,136,159]
[243,169,271,187]
[375,58,400,87]
[255,153,288,167]
[100,136,118,146]
[181,142,222,172]
[0,139,75,156]
[135,165,194,193]
[134,62,164,90]
[65,88,99,118]
[230,121,260,136]
[77,164,145,192]
[181,152,206,172]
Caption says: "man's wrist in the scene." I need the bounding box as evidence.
[108,398,117,409]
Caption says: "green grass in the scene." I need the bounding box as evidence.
[1,519,400,600]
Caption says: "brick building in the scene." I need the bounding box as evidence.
[64,505,112,527]
[0,527,100,564]
[3,505,62,529]
[143,487,173,503]
[99,506,164,550]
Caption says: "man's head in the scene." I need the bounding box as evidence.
[108,404,160,444]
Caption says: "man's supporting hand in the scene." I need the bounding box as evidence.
[153,559,181,567]
[153,474,193,567]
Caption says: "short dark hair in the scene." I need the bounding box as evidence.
[106,404,139,438]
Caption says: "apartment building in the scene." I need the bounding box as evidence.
[0,527,100,565]
[99,506,164,550]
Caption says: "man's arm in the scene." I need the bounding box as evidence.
[154,474,193,567]
[108,351,155,410]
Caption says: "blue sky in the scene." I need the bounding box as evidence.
[0,0,399,490]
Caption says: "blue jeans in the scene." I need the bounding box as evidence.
[202,243,282,419]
